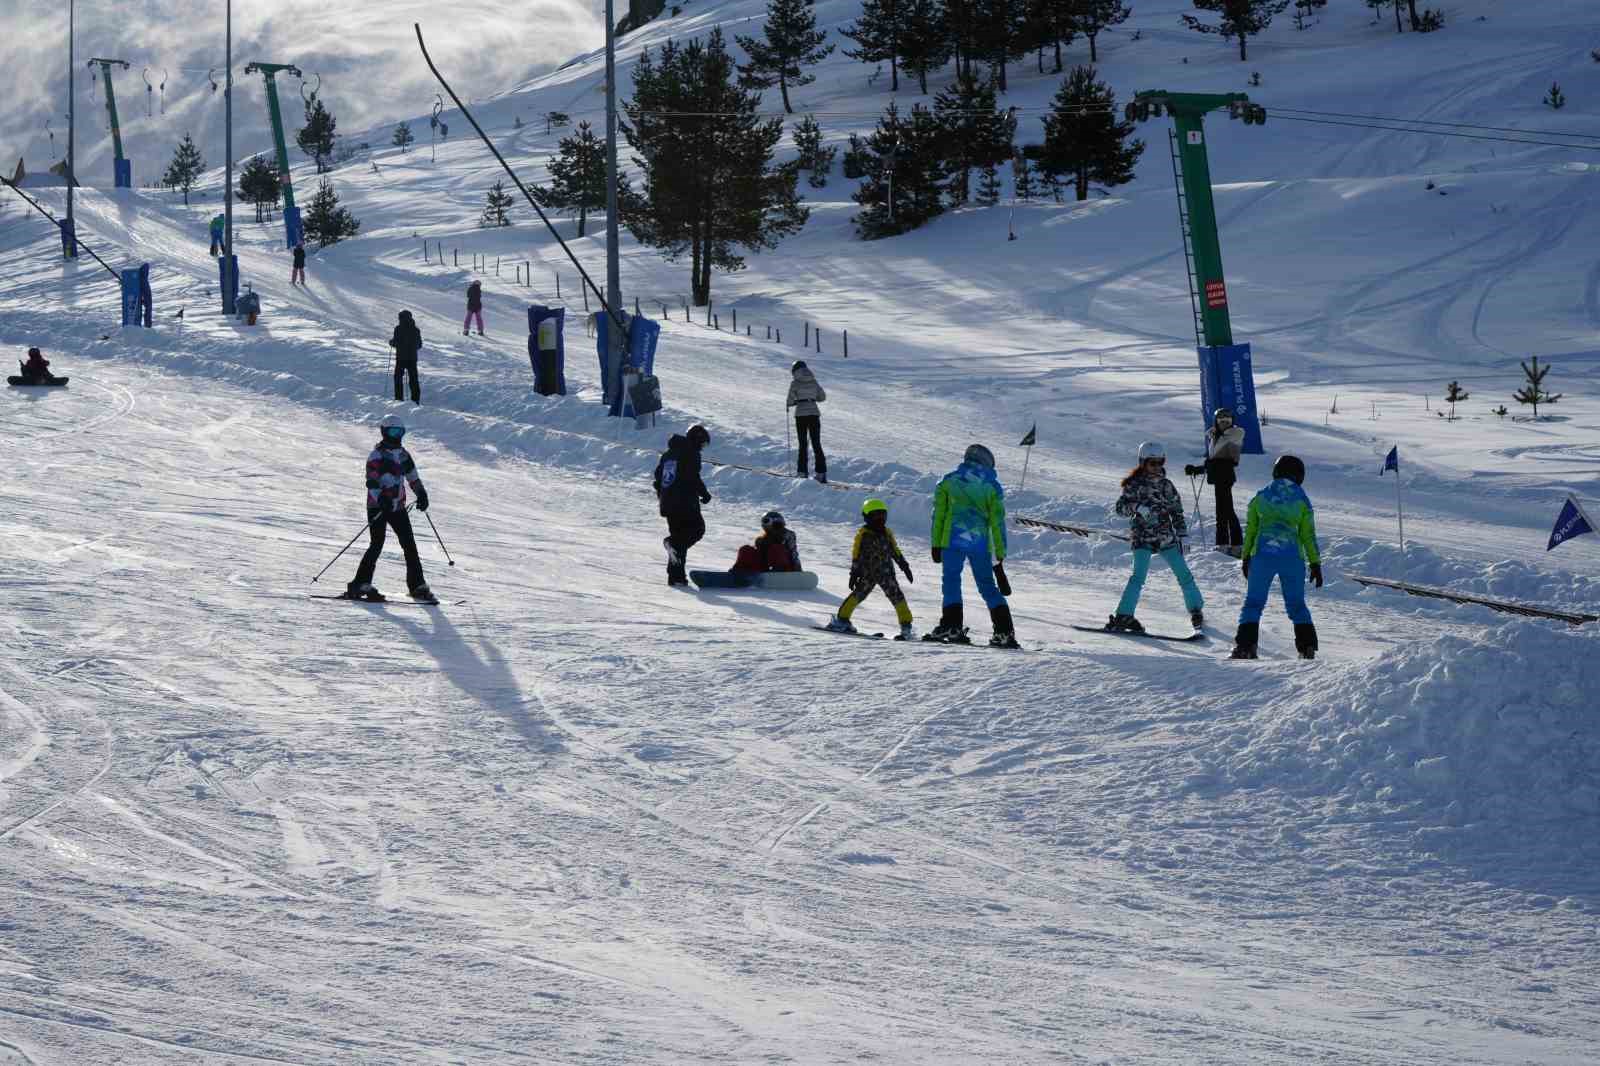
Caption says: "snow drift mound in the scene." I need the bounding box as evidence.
[1219,621,1599,853]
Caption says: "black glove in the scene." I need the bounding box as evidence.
[1184,464,1203,477]
[848,564,866,593]
[414,486,430,512]
[1241,555,1251,579]
[993,562,1012,597]
[931,546,943,564]
[700,490,713,505]
[897,558,914,584]
[1310,563,1323,588]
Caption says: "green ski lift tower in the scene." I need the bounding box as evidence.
[244,61,304,249]
[87,58,133,187]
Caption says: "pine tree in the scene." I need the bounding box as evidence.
[1029,65,1144,201]
[1011,151,1036,200]
[480,180,515,227]
[1027,0,1077,75]
[545,111,571,135]
[852,102,949,238]
[301,178,360,248]
[1444,380,1469,420]
[1545,82,1566,110]
[392,121,415,152]
[1182,0,1291,61]
[901,0,953,93]
[162,132,205,205]
[945,0,980,80]
[238,154,281,222]
[1514,356,1561,419]
[1074,0,1131,63]
[297,93,338,173]
[1292,0,1326,30]
[972,0,1030,91]
[842,0,903,92]
[541,120,613,237]
[1365,0,1404,33]
[736,0,835,114]
[625,29,810,305]
[793,114,838,188]
[977,161,1002,205]
[934,73,1016,205]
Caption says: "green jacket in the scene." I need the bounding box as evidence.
[1242,478,1321,563]
[931,462,1007,559]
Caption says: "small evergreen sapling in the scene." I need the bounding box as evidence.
[297,93,338,174]
[1012,152,1036,201]
[977,161,1001,206]
[1514,356,1561,419]
[793,114,837,187]
[1444,380,1468,420]
[393,121,415,152]
[480,180,515,227]
[162,132,205,205]
[302,178,360,248]
[544,111,571,135]
[736,0,835,114]
[238,154,281,222]
[1545,82,1566,110]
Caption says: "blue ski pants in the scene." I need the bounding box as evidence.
[942,544,1006,609]
[1238,552,1314,626]
[1116,546,1203,617]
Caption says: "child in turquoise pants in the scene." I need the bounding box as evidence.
[1107,442,1204,633]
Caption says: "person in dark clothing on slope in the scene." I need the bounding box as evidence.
[348,414,434,602]
[291,243,306,286]
[17,347,63,385]
[463,280,484,336]
[389,310,424,404]
[1185,406,1246,555]
[653,424,712,586]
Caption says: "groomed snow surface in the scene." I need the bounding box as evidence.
[3,0,1599,1061]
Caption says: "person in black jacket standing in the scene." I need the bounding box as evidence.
[389,310,423,404]
[291,243,306,286]
[653,424,712,586]
[463,280,484,336]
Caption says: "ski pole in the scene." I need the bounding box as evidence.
[423,509,455,566]
[312,506,408,583]
[784,402,792,474]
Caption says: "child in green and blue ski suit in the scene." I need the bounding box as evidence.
[929,445,1016,645]
[1109,444,1203,632]
[1233,455,1322,659]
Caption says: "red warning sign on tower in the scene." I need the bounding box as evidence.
[1204,280,1228,308]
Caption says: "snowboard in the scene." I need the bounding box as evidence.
[7,376,69,387]
[1071,624,1204,643]
[690,570,819,591]
[812,625,885,640]
[920,632,1024,650]
[311,593,444,607]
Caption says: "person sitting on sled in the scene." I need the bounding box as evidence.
[732,511,803,574]
[825,498,917,640]
[18,348,59,384]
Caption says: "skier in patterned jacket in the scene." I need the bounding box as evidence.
[347,413,434,602]
[1107,442,1204,634]
[826,498,916,640]
[1231,455,1322,660]
[928,444,1018,648]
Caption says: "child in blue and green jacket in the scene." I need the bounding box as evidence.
[928,444,1018,648]
[1232,455,1323,660]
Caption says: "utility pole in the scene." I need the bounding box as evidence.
[604,0,626,411]
[64,0,76,258]
[222,0,236,313]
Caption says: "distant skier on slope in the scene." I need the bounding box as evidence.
[389,310,423,405]
[209,213,225,256]
[291,242,306,286]
[346,413,434,603]
[928,444,1018,648]
[1107,441,1204,634]
[1231,455,1321,660]
[1185,407,1245,555]
[653,424,712,586]
[463,280,484,336]
[786,360,828,483]
[732,511,803,574]
[825,498,916,640]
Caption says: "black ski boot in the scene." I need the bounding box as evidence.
[345,581,385,602]
[1230,622,1259,659]
[988,605,1021,649]
[1294,622,1319,661]
[1105,613,1144,634]
[1190,608,1205,630]
[924,604,970,643]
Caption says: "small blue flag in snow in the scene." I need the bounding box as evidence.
[1547,496,1595,551]
[1381,445,1399,475]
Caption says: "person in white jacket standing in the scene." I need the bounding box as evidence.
[786,360,828,484]
[1186,406,1246,555]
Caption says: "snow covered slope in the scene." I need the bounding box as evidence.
[1,0,1598,1061]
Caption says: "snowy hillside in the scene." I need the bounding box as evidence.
[2,0,1599,1061]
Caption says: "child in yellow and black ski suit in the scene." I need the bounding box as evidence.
[826,498,916,640]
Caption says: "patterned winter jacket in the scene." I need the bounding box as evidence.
[1242,478,1321,563]
[786,367,826,418]
[1114,472,1187,551]
[851,524,907,582]
[932,462,1008,559]
[366,440,424,512]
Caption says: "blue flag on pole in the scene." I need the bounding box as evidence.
[1547,497,1595,551]
[1381,446,1398,475]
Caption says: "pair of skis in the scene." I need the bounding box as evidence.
[811,626,1023,650]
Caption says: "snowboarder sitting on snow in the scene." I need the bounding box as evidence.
[1108,441,1204,634]
[654,424,712,586]
[1232,455,1322,661]
[732,511,802,574]
[826,498,916,640]
[389,310,423,405]
[928,444,1018,648]
[347,413,434,603]
[1184,407,1246,555]
[18,348,60,384]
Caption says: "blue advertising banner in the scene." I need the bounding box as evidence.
[598,314,663,416]
[120,268,141,326]
[283,205,304,251]
[218,255,239,315]
[114,159,132,188]
[527,305,567,396]
[1197,343,1264,454]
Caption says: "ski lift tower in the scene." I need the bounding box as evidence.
[87,58,133,187]
[244,60,304,249]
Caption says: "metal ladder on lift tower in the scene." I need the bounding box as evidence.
[1168,128,1207,351]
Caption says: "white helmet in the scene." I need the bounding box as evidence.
[379,413,405,439]
[1137,441,1166,462]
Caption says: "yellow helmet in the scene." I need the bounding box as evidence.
[862,498,889,518]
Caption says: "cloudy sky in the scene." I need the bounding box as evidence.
[2,0,603,184]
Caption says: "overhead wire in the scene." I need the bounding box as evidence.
[1267,105,1600,143]
[1265,112,1600,153]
